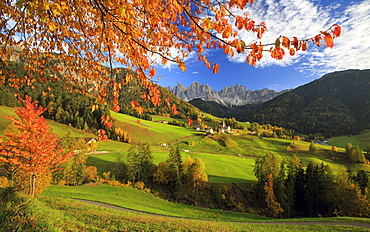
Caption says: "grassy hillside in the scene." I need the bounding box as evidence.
[330,131,370,150]
[41,184,268,221]
[28,197,366,232]
[0,106,94,138]
[0,106,16,136]
[36,185,370,231]
[91,133,369,186]
[111,111,199,145]
[2,105,368,183]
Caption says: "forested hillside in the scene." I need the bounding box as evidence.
[189,98,257,120]
[0,61,202,139]
[244,69,370,137]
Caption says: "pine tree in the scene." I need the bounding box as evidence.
[309,141,317,154]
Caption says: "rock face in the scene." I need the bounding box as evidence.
[167,81,290,106]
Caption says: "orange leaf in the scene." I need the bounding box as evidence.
[112,104,120,113]
[324,33,334,48]
[282,36,290,48]
[179,63,186,72]
[149,67,156,77]
[291,37,299,49]
[212,64,220,74]
[333,24,341,38]
[301,42,307,51]
[315,34,322,47]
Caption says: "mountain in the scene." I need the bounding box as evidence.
[244,69,370,137]
[188,98,257,120]
[167,81,290,106]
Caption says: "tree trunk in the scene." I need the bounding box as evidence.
[29,173,36,197]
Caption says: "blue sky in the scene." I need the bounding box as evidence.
[154,0,370,91]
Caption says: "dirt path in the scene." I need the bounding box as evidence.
[73,199,370,230]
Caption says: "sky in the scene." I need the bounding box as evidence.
[154,0,370,92]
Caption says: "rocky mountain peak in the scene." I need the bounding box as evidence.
[167,82,290,106]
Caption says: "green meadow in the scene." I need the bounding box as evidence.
[2,106,370,231]
[36,185,370,231]
[41,184,269,221]
[30,195,369,232]
[330,131,370,150]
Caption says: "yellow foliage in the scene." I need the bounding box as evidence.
[0,176,9,188]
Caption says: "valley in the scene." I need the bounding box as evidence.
[2,100,370,230]
[1,60,370,231]
[1,0,370,230]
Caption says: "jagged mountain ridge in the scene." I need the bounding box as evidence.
[167,81,290,106]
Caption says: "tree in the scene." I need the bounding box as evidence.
[127,143,154,184]
[309,141,317,154]
[254,152,281,209]
[345,143,353,159]
[0,96,72,197]
[353,170,369,195]
[53,134,90,186]
[353,146,366,163]
[182,156,208,197]
[264,174,284,218]
[0,1,340,112]
[84,166,98,183]
[167,147,183,187]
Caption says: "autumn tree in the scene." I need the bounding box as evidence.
[0,0,341,114]
[264,174,284,218]
[154,147,184,195]
[84,166,98,183]
[182,156,208,197]
[254,152,281,209]
[0,96,72,197]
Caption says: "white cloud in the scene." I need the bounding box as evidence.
[154,0,370,76]
[299,0,370,76]
[224,0,370,75]
[225,0,333,67]
[192,71,199,74]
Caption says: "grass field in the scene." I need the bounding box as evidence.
[2,105,368,183]
[41,184,268,222]
[2,105,370,231]
[37,185,370,231]
[32,197,368,232]
[0,106,17,136]
[0,105,94,138]
[90,131,370,184]
[111,111,199,145]
[330,131,370,150]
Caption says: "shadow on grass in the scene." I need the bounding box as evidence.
[86,156,126,176]
[208,175,253,185]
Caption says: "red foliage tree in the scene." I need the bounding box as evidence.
[0,96,72,197]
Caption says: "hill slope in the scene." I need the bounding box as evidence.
[189,98,257,120]
[244,69,370,136]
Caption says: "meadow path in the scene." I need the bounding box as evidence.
[74,199,370,230]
